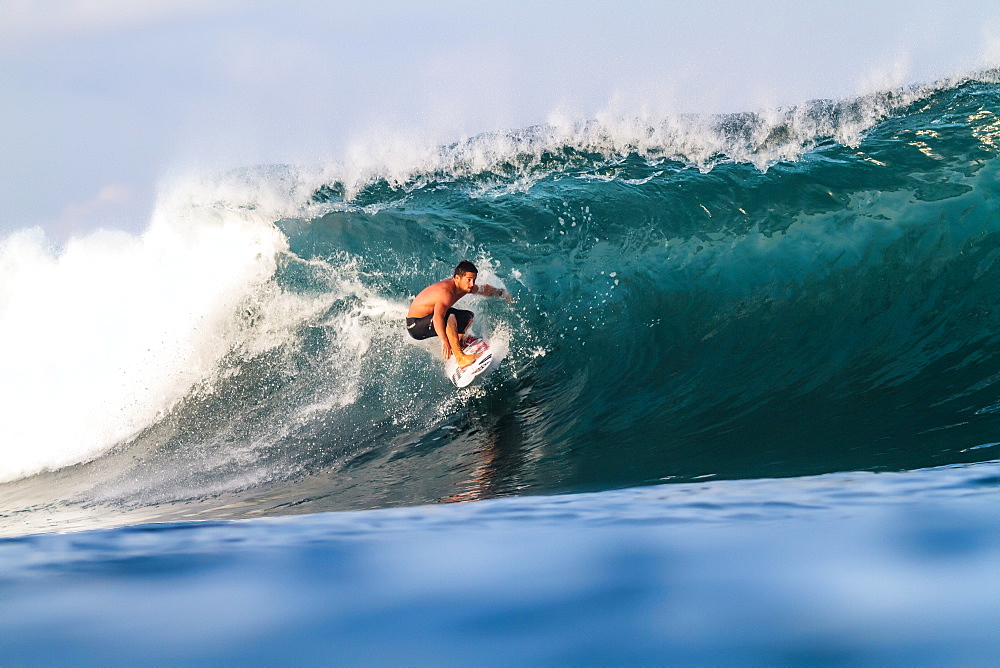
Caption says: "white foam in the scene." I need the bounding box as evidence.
[0,180,290,483]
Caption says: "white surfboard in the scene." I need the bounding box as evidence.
[444,336,496,387]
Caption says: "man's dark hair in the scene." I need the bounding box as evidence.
[454,260,478,276]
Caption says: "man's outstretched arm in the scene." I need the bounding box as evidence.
[474,284,514,303]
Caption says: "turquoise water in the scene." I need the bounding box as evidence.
[2,77,1000,662]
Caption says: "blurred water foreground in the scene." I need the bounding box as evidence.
[1,461,997,665]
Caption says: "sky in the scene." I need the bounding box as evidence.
[2,0,999,240]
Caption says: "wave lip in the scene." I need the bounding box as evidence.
[304,70,1000,208]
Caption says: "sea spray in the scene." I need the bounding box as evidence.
[0,186,287,482]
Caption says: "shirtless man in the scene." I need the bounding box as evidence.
[406,260,513,368]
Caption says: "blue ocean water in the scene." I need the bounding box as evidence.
[2,462,997,664]
[2,76,1000,662]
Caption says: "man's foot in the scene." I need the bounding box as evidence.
[456,351,481,368]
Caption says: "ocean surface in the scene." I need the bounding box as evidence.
[2,75,1000,663]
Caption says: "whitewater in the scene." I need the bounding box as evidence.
[1,72,999,662]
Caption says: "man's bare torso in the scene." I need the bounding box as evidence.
[406,279,466,318]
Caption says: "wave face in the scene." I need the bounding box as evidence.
[2,77,1000,532]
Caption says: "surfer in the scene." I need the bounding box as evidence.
[406,260,513,368]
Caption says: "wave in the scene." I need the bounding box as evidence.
[2,75,1000,531]
[307,69,1000,204]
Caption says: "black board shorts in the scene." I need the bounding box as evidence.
[406,308,473,340]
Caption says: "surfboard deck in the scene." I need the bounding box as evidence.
[445,336,494,387]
